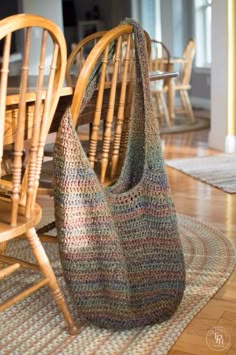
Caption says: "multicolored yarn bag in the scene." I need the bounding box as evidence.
[54,19,185,329]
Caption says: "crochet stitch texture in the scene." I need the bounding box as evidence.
[54,19,185,329]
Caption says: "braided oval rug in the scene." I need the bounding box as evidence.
[1,212,235,355]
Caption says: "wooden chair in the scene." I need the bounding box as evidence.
[149,39,172,127]
[42,27,151,184]
[66,31,107,87]
[71,28,150,183]
[0,14,78,335]
[43,31,107,160]
[174,38,196,121]
[37,24,151,241]
[70,24,150,183]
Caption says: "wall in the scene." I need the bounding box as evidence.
[18,0,64,74]
[160,0,173,51]
[190,70,211,109]
[0,0,19,54]
[0,0,18,20]
[209,0,228,151]
[19,0,63,29]
[73,0,131,30]
[110,0,131,28]
[68,0,131,49]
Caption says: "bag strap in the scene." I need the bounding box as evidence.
[120,18,163,171]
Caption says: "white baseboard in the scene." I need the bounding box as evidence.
[208,131,225,151]
[174,96,211,111]
[225,135,236,153]
[190,96,211,110]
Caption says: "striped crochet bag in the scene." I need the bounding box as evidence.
[54,19,185,329]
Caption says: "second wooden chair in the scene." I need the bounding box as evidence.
[174,38,196,121]
[149,39,171,128]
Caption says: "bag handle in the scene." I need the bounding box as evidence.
[121,19,163,171]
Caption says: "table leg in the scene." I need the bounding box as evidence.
[168,78,175,120]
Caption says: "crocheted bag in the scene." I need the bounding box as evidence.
[54,19,185,329]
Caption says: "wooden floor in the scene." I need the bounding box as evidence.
[39,124,236,354]
[161,128,236,355]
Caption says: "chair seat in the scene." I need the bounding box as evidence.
[0,198,41,242]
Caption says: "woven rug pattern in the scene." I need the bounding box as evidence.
[1,213,235,354]
[166,154,236,193]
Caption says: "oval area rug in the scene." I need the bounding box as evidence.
[160,116,210,134]
[1,213,235,355]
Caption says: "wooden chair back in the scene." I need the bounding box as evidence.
[70,25,150,184]
[150,39,171,72]
[148,39,171,127]
[0,13,67,226]
[179,38,196,86]
[149,39,171,88]
[0,14,79,335]
[66,31,107,87]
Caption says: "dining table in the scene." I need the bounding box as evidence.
[4,70,178,145]
[4,77,73,146]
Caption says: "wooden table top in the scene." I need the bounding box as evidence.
[4,70,178,144]
[157,57,187,64]
[6,75,73,106]
[6,71,177,106]
[149,70,178,81]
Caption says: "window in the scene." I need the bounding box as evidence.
[194,0,212,68]
[131,0,162,40]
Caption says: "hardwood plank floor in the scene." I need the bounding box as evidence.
[161,128,236,354]
[39,124,236,354]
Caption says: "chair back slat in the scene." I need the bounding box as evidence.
[0,33,12,174]
[150,40,170,72]
[69,26,150,184]
[181,39,196,85]
[110,34,132,178]
[88,45,110,169]
[117,74,133,175]
[28,43,60,216]
[99,36,123,182]
[150,40,171,90]
[66,31,107,87]
[11,28,32,224]
[25,29,48,217]
[0,14,67,226]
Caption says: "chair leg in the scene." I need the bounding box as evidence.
[159,92,171,128]
[26,227,80,335]
[179,90,189,117]
[153,91,168,127]
[0,241,7,254]
[152,92,161,117]
[155,93,164,124]
[180,90,195,122]
[151,91,161,115]
[183,90,195,122]
[0,242,7,269]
